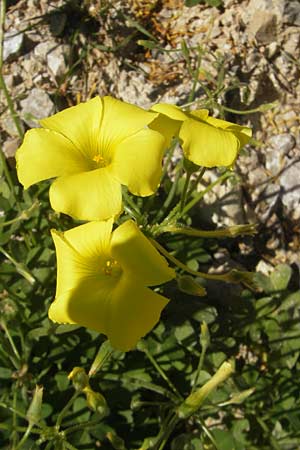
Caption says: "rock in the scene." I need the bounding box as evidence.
[247,11,278,44]
[265,148,285,175]
[117,71,154,109]
[256,259,274,275]
[47,45,71,78]
[243,0,285,25]
[1,115,21,137]
[280,160,300,218]
[20,88,55,127]
[283,1,300,26]
[2,138,20,159]
[269,133,296,153]
[3,30,23,61]
[283,27,300,56]
[34,41,56,60]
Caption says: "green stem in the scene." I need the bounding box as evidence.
[12,387,18,449]
[150,238,247,284]
[0,339,19,369]
[182,171,233,216]
[64,418,102,435]
[0,201,39,227]
[157,414,178,450]
[0,401,28,420]
[1,320,21,360]
[156,163,182,222]
[0,423,42,433]
[158,223,257,238]
[15,424,33,450]
[180,171,192,212]
[0,245,35,284]
[189,166,206,195]
[139,341,182,401]
[192,342,208,392]
[56,392,80,429]
[0,142,18,205]
[197,418,221,450]
[188,45,203,103]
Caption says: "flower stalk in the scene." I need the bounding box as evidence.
[177,360,234,419]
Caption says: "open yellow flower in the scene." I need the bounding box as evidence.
[49,219,175,351]
[16,96,165,221]
[151,104,252,167]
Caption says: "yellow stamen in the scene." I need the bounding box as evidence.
[103,259,120,276]
[93,154,106,167]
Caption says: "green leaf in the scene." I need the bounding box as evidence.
[270,264,292,291]
[177,275,207,297]
[174,321,195,343]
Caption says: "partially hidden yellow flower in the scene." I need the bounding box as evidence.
[16,96,165,221]
[49,219,175,351]
[150,103,252,167]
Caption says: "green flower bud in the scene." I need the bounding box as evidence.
[177,360,234,419]
[26,385,43,426]
[68,367,89,391]
[83,386,109,417]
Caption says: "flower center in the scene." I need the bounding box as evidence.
[93,154,107,168]
[103,259,121,277]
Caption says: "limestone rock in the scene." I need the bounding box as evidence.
[3,30,23,61]
[20,88,55,127]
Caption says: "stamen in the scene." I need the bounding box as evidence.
[93,154,106,167]
[103,259,120,276]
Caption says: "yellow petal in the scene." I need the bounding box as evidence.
[111,128,165,196]
[180,118,240,167]
[48,281,114,336]
[111,220,175,286]
[106,277,169,351]
[49,220,172,351]
[188,109,209,121]
[149,113,181,149]
[99,96,158,152]
[49,168,122,221]
[49,222,118,334]
[51,222,113,296]
[151,103,188,121]
[40,96,102,160]
[205,116,252,148]
[16,129,91,189]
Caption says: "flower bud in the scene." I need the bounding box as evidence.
[26,385,43,426]
[177,360,234,419]
[83,386,109,417]
[68,367,89,391]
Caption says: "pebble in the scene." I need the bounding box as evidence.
[20,88,55,127]
[47,45,70,78]
[283,0,300,26]
[280,161,300,218]
[247,11,278,44]
[269,134,296,153]
[3,30,23,61]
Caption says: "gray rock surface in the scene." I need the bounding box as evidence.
[20,88,55,127]
[280,161,300,218]
[3,30,23,61]
[47,45,70,78]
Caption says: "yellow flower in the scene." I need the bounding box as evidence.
[16,96,165,221]
[49,219,175,351]
[151,104,252,167]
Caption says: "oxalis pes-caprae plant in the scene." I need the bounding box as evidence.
[16,95,255,447]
